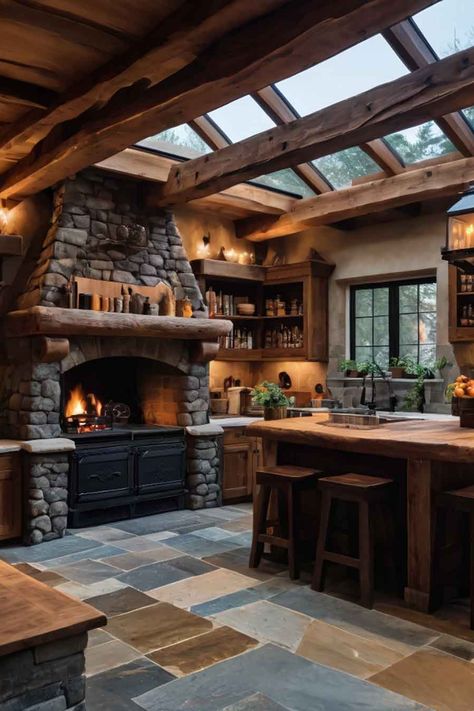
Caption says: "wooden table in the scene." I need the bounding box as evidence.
[247,415,474,612]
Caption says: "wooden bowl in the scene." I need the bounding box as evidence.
[210,399,229,415]
[237,303,256,315]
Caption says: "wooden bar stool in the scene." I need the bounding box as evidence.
[433,485,474,629]
[311,473,394,608]
[249,465,319,580]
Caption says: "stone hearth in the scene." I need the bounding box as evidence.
[0,169,230,544]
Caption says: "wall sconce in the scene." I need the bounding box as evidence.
[197,232,211,257]
[0,200,8,233]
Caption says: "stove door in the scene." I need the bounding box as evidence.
[72,446,133,502]
[135,439,185,495]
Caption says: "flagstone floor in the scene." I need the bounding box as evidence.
[3,503,474,710]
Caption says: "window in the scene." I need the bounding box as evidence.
[136,124,211,158]
[384,122,455,165]
[350,278,436,368]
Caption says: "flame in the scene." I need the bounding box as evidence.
[65,384,103,418]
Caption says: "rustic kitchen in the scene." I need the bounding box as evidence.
[1,1,474,710]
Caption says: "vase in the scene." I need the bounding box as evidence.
[264,406,287,420]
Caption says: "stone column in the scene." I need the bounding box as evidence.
[185,423,223,509]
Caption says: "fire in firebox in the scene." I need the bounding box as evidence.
[64,384,112,434]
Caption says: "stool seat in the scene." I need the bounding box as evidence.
[312,473,395,608]
[257,465,318,481]
[437,485,474,511]
[250,465,320,579]
[318,473,391,489]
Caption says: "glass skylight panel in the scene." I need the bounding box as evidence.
[412,0,474,58]
[207,96,275,142]
[137,124,211,157]
[312,148,380,190]
[463,106,474,129]
[275,34,408,117]
[251,169,314,198]
[384,122,455,164]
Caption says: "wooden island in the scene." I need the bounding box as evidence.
[247,414,474,612]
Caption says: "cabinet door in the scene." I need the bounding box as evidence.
[72,447,132,502]
[222,440,253,502]
[0,453,21,541]
[135,441,185,494]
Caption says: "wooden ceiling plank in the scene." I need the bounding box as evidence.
[189,116,229,151]
[0,78,58,110]
[361,139,404,175]
[156,45,474,204]
[0,1,286,160]
[0,0,440,199]
[384,20,474,156]
[236,156,474,240]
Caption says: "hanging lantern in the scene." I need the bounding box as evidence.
[442,185,474,267]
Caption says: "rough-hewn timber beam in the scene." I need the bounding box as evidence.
[384,20,474,156]
[0,0,439,199]
[157,46,474,205]
[236,156,474,240]
[0,1,287,160]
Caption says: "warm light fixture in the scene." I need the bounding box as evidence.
[197,232,211,257]
[0,199,8,233]
[443,185,474,259]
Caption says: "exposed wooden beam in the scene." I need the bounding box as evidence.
[384,20,474,156]
[0,0,439,199]
[236,156,474,240]
[361,139,404,175]
[0,1,286,159]
[157,46,474,205]
[96,148,297,216]
[189,117,229,151]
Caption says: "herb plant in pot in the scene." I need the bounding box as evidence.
[251,381,295,420]
[339,359,359,378]
[389,355,415,379]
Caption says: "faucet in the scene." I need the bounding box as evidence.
[360,364,398,413]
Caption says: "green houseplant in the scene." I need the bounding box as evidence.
[389,355,416,379]
[339,359,358,377]
[251,381,294,420]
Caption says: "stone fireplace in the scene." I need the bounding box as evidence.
[0,169,230,543]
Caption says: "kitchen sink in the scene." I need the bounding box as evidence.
[322,411,421,429]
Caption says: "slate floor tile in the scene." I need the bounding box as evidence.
[192,527,236,541]
[371,646,474,710]
[145,531,179,542]
[134,643,428,711]
[54,559,120,585]
[204,548,287,581]
[85,639,141,676]
[87,586,156,617]
[116,559,192,591]
[165,534,242,558]
[214,600,311,651]
[220,517,253,533]
[41,544,127,568]
[76,526,136,542]
[149,569,258,609]
[191,588,263,617]
[56,577,127,600]
[88,628,115,647]
[113,511,203,535]
[222,693,289,711]
[104,546,181,570]
[107,602,213,653]
[429,632,474,661]
[148,625,258,676]
[112,537,178,553]
[166,555,216,577]
[199,507,249,522]
[87,658,175,711]
[271,587,438,654]
[13,562,67,587]
[296,618,405,679]
[0,535,103,563]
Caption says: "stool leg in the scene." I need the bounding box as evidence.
[470,511,474,630]
[359,499,374,608]
[287,484,299,580]
[249,484,271,569]
[311,491,331,592]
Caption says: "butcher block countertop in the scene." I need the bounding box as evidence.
[246,414,474,464]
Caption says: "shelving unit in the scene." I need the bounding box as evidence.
[191,258,333,362]
[449,264,474,341]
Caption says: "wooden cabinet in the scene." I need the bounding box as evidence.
[0,453,22,541]
[448,263,474,342]
[191,258,333,362]
[221,427,260,502]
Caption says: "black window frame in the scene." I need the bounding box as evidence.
[349,276,436,366]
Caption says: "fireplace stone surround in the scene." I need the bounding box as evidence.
[0,169,230,544]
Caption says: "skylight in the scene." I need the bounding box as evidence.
[207,96,275,142]
[136,124,211,158]
[412,0,474,58]
[275,34,408,117]
[313,148,380,190]
[384,122,455,164]
[251,169,315,197]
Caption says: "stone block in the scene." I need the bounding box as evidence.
[32,364,59,381]
[19,381,41,396]
[19,411,48,425]
[191,411,208,425]
[195,483,209,496]
[65,674,86,706]
[140,276,160,287]
[44,487,68,504]
[51,516,67,534]
[55,228,88,247]
[149,254,164,267]
[85,197,114,210]
[42,273,68,288]
[140,263,157,276]
[41,380,60,401]
[111,270,137,284]
[187,473,206,487]
[188,494,205,509]
[188,459,211,475]
[176,260,193,273]
[91,221,108,237]
[34,634,87,664]
[72,214,90,230]
[8,393,22,411]
[29,529,43,545]
[49,501,68,517]
[177,413,193,427]
[31,515,52,534]
[29,489,44,500]
[29,499,49,517]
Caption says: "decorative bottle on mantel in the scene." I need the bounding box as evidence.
[182,296,193,318]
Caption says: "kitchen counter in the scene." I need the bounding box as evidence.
[247,413,474,613]
[210,416,262,428]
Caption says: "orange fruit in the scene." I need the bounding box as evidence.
[454,386,466,397]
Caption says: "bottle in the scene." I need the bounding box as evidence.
[122,285,131,314]
[143,296,151,315]
[217,291,223,316]
[248,330,253,350]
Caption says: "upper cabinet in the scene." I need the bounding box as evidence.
[191,259,333,362]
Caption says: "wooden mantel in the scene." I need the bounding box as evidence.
[5,306,232,341]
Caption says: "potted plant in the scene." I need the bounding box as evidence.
[251,381,295,420]
[389,356,414,379]
[404,363,434,413]
[339,359,358,378]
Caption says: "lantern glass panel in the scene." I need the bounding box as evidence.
[448,215,474,250]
